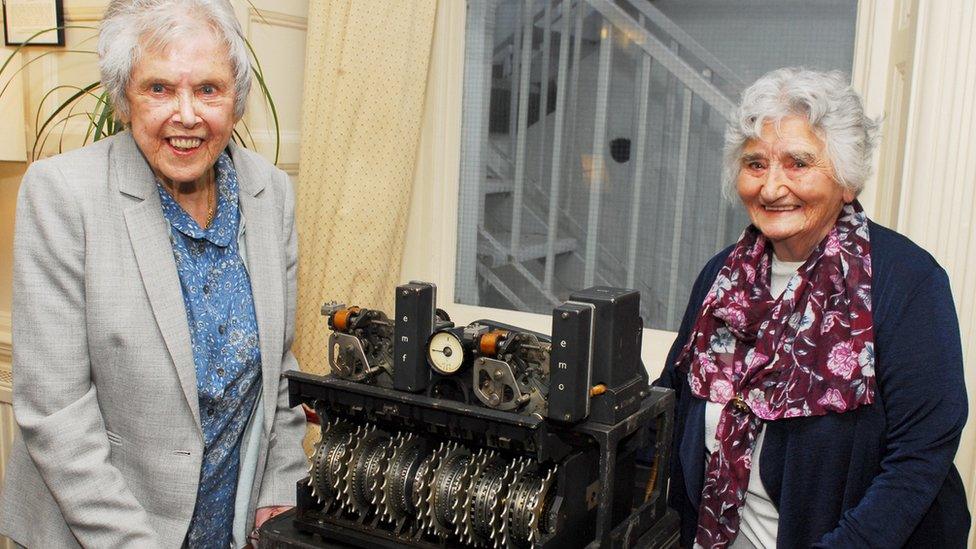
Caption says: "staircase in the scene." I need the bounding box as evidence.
[459,0,747,329]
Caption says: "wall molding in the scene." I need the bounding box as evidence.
[249,8,307,31]
[63,5,309,28]
[0,311,11,367]
[63,6,104,23]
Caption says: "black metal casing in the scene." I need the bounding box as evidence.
[393,281,436,392]
[568,288,648,424]
[548,302,594,424]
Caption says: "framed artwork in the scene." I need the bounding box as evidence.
[3,0,65,46]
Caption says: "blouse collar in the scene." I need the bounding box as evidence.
[156,150,239,247]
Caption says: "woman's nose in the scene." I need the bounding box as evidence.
[759,164,790,202]
[172,92,200,127]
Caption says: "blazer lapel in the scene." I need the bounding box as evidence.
[113,132,203,434]
[232,143,283,435]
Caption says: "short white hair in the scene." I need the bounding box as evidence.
[722,67,881,199]
[98,0,252,120]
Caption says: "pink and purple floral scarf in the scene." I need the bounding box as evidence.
[677,201,876,548]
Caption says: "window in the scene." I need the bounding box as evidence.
[454,0,857,331]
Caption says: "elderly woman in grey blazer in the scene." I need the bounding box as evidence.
[0,0,307,547]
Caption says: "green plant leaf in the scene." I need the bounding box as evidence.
[36,111,98,156]
[61,87,94,151]
[33,81,101,159]
[35,83,107,137]
[82,91,113,145]
[243,0,271,26]
[244,37,280,165]
[1,49,98,101]
[93,93,116,142]
[237,117,257,149]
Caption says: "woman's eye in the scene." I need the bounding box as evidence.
[787,156,812,170]
[747,161,765,170]
[150,83,165,93]
[200,85,215,95]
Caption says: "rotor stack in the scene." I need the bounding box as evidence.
[306,418,559,548]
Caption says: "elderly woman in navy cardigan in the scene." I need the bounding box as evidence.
[657,67,969,548]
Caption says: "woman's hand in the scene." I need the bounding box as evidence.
[255,505,292,528]
[249,505,293,546]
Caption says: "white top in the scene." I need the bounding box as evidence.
[703,256,803,549]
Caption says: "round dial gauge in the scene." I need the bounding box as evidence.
[427,331,465,375]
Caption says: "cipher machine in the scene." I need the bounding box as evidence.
[276,282,678,548]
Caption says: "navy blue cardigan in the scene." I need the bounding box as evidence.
[655,221,970,548]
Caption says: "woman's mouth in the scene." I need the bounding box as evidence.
[763,205,800,212]
[167,137,203,151]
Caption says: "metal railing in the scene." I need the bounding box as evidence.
[460,0,744,328]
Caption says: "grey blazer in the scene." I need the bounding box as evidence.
[0,132,307,548]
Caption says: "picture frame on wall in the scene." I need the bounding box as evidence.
[3,0,65,47]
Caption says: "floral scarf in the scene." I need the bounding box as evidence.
[677,201,876,548]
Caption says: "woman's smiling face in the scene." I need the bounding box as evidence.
[736,115,854,261]
[122,26,238,187]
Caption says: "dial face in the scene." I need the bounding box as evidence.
[427,331,465,375]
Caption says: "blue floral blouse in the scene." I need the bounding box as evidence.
[156,151,262,549]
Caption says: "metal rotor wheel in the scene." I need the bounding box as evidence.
[504,463,558,548]
[379,432,426,528]
[412,441,447,533]
[341,423,389,515]
[308,418,356,511]
[425,442,474,540]
[466,451,515,548]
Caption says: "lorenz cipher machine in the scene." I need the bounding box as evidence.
[265,282,679,548]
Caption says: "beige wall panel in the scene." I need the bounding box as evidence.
[0,166,24,318]
[63,0,109,19]
[18,20,101,159]
[0,48,28,162]
[244,16,308,171]
[0,371,13,549]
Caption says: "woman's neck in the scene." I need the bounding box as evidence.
[158,169,215,228]
[771,226,828,262]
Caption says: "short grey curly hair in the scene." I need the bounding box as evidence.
[722,67,881,199]
[98,0,252,121]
